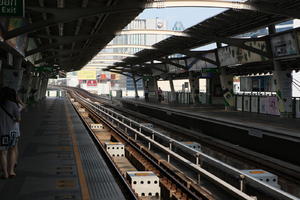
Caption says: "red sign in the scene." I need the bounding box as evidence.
[100,74,107,80]
[87,80,97,86]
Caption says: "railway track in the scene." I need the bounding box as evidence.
[66,88,299,200]
[72,88,300,188]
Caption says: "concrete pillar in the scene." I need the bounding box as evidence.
[145,76,158,102]
[268,24,293,117]
[41,78,49,99]
[0,59,4,88]
[188,72,200,104]
[2,68,24,91]
[169,77,176,103]
[36,77,43,101]
[30,75,40,102]
[20,62,33,103]
[38,77,48,101]
[132,74,139,99]
[273,61,293,117]
[37,77,45,100]
[219,68,235,110]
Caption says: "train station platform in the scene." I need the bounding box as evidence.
[0,97,125,200]
[121,98,300,138]
[120,98,300,166]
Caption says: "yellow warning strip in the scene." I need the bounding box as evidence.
[65,102,91,200]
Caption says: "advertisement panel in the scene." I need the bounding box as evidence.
[266,96,280,116]
[6,18,28,56]
[271,33,298,57]
[78,71,96,80]
[218,41,268,67]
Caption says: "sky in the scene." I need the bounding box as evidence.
[137,7,226,30]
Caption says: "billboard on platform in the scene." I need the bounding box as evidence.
[271,32,298,57]
[78,70,96,80]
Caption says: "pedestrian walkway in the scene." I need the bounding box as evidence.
[121,98,300,138]
[0,97,125,200]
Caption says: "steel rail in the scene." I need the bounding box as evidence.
[73,93,204,200]
[67,93,139,200]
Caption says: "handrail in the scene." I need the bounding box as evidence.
[74,92,299,200]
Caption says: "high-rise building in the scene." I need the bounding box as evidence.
[110,18,169,92]
[172,21,184,31]
[170,21,185,58]
[112,18,168,55]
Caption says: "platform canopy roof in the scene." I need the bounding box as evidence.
[5,0,149,71]
[104,0,300,75]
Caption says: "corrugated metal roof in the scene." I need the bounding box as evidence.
[20,0,148,72]
[108,0,300,74]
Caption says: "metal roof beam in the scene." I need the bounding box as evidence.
[118,30,189,37]
[4,5,143,40]
[145,64,168,73]
[178,50,218,65]
[34,53,78,64]
[251,2,300,19]
[25,34,111,57]
[188,34,272,58]
[157,58,187,70]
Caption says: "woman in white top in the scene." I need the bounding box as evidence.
[0,87,21,179]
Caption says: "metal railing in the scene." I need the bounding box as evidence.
[163,91,193,104]
[74,92,299,200]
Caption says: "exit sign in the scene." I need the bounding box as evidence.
[0,0,24,17]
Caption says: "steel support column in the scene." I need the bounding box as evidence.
[132,74,139,99]
[273,61,293,118]
[169,76,176,104]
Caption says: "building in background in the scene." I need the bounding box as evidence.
[170,21,185,58]
[62,19,186,96]
[111,18,169,95]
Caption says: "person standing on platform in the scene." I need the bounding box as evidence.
[0,87,21,179]
[144,86,149,102]
[9,89,25,169]
[157,87,163,103]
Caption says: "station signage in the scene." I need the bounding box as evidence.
[0,0,24,17]
[34,66,53,72]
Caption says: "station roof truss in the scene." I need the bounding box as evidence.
[105,0,300,77]
[10,0,149,71]
[6,0,300,75]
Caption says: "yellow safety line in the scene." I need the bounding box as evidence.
[65,102,91,200]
